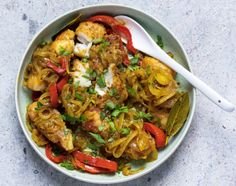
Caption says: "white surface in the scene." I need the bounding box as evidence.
[0,0,236,186]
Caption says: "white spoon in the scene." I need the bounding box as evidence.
[115,15,235,112]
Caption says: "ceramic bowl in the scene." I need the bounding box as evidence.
[15,4,196,184]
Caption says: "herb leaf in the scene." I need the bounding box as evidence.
[156,35,164,49]
[136,112,153,121]
[130,54,139,65]
[109,88,118,97]
[98,125,105,131]
[100,111,106,120]
[97,74,106,88]
[75,93,84,101]
[120,128,131,135]
[111,106,128,117]
[89,132,105,144]
[105,101,116,110]
[127,87,136,96]
[87,87,96,94]
[60,162,75,170]
[61,114,86,125]
[58,46,71,56]
[35,102,43,110]
[108,120,116,132]
[93,38,105,44]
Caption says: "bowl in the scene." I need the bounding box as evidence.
[15,4,196,184]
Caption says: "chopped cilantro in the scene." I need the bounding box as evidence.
[100,111,106,120]
[111,106,128,117]
[109,88,118,97]
[99,40,110,52]
[82,74,90,79]
[87,143,99,151]
[128,65,139,71]
[61,114,86,125]
[108,120,116,132]
[156,35,164,48]
[75,93,83,101]
[87,87,96,94]
[60,162,75,170]
[35,102,43,111]
[82,57,89,63]
[74,81,80,89]
[68,78,73,84]
[89,132,105,144]
[120,128,131,135]
[97,74,106,88]
[105,101,116,110]
[136,111,153,121]
[93,38,105,44]
[130,54,139,65]
[58,46,71,56]
[127,87,136,96]
[98,125,105,131]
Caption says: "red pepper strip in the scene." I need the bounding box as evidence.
[57,76,68,92]
[46,59,66,74]
[45,144,66,163]
[32,91,41,101]
[144,122,167,149]
[112,24,136,54]
[72,155,111,174]
[59,57,68,70]
[88,15,136,54]
[88,15,120,27]
[49,83,59,107]
[73,151,118,172]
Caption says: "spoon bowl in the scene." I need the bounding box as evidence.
[115,15,235,112]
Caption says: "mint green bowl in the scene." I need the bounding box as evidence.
[15,4,196,184]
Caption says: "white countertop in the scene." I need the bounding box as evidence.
[0,0,235,185]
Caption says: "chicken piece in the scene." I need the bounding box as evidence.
[27,102,74,151]
[56,29,75,40]
[142,56,175,77]
[75,21,106,43]
[82,108,110,139]
[94,64,128,108]
[70,59,92,87]
[26,75,46,91]
[74,42,92,58]
[124,130,156,160]
[51,29,75,56]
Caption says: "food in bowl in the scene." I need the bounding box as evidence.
[24,15,190,175]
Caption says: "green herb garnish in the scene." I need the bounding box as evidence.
[74,81,80,89]
[99,41,110,52]
[120,128,131,135]
[105,101,116,110]
[127,87,136,96]
[60,162,75,170]
[111,106,128,117]
[97,74,106,88]
[75,93,84,101]
[61,114,86,125]
[108,120,116,132]
[109,87,118,97]
[35,102,43,110]
[156,35,164,48]
[130,54,139,65]
[87,143,99,151]
[82,57,89,63]
[136,111,153,121]
[82,75,90,79]
[93,38,105,44]
[128,65,139,71]
[100,111,106,120]
[87,87,96,94]
[89,132,105,144]
[98,125,105,131]
[68,78,73,84]
[58,46,71,56]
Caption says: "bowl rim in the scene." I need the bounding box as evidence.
[15,3,196,184]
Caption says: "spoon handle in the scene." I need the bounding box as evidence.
[149,47,235,112]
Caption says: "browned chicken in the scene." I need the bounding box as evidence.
[27,102,74,151]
